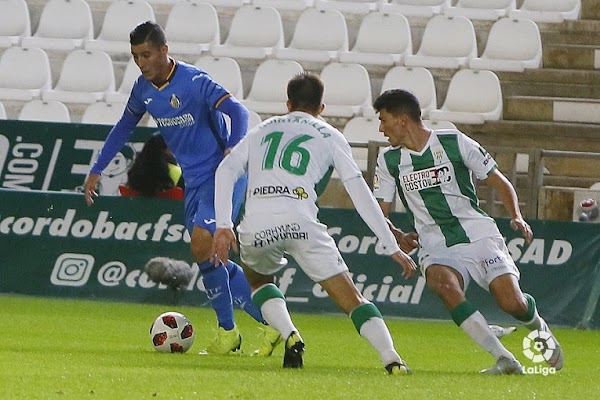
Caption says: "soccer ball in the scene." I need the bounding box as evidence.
[150,311,195,353]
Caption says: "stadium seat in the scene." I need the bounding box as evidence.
[0,0,31,48]
[338,12,412,66]
[165,1,220,56]
[252,0,313,11]
[423,119,457,130]
[81,102,126,125]
[444,0,516,21]
[85,0,156,54]
[469,18,542,72]
[274,8,348,63]
[320,63,371,118]
[315,0,379,15]
[429,69,503,124]
[379,0,451,18]
[205,0,248,7]
[211,6,284,59]
[105,57,139,104]
[509,0,581,23]
[0,47,52,101]
[243,59,304,114]
[194,56,244,99]
[42,50,115,104]
[0,101,6,119]
[379,66,437,119]
[223,109,262,134]
[18,100,71,123]
[342,116,382,171]
[404,15,477,69]
[21,0,93,51]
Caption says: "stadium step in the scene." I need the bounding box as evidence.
[544,44,600,70]
[504,95,600,124]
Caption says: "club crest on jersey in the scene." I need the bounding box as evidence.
[401,165,453,192]
[432,146,445,164]
[252,185,308,200]
[170,93,181,108]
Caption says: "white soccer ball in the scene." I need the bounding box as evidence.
[150,311,195,353]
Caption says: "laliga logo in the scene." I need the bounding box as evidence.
[522,330,555,363]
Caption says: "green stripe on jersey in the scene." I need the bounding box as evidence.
[410,149,470,247]
[384,148,415,228]
[437,134,487,217]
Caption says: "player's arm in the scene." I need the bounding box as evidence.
[84,109,142,205]
[215,94,249,152]
[484,169,533,244]
[211,137,249,266]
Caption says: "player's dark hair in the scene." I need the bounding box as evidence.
[287,72,324,113]
[130,21,167,47]
[373,89,422,121]
[127,133,178,197]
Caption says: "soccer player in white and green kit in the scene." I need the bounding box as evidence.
[211,73,417,374]
[372,89,564,374]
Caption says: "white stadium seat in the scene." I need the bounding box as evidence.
[0,47,52,101]
[105,57,139,104]
[85,0,156,54]
[252,0,313,11]
[429,69,503,124]
[509,0,581,23]
[0,101,6,119]
[18,100,71,123]
[81,102,126,125]
[194,56,244,99]
[43,50,115,104]
[380,0,451,18]
[274,8,348,63]
[165,1,220,56]
[315,0,379,15]
[469,18,542,72]
[404,15,477,69]
[444,0,516,21]
[211,6,284,60]
[338,12,412,66]
[0,0,31,48]
[379,66,437,119]
[320,63,372,118]
[342,116,382,171]
[243,59,304,114]
[423,119,457,130]
[21,0,93,51]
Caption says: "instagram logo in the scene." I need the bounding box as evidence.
[51,253,95,287]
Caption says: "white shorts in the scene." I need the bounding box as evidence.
[237,213,349,282]
[419,235,519,291]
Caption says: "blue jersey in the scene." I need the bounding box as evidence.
[91,60,240,189]
[128,61,229,188]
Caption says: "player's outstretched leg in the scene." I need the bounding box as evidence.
[198,261,242,355]
[514,293,564,370]
[350,302,411,375]
[252,283,303,368]
[450,300,523,375]
[227,261,283,356]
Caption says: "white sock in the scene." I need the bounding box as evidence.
[259,297,296,340]
[359,317,402,366]
[523,308,549,333]
[461,311,515,361]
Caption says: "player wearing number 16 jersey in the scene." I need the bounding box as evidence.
[211,72,417,374]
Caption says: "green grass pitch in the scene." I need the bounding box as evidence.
[2,294,599,399]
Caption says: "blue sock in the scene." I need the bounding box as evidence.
[199,260,235,330]
[226,261,268,325]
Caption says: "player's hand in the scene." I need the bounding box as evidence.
[83,173,101,206]
[386,220,419,253]
[510,217,533,244]
[210,227,238,267]
[391,251,417,279]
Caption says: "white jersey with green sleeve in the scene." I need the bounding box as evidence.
[374,129,500,250]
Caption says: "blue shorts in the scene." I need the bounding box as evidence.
[183,174,247,235]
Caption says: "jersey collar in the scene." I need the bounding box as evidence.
[152,57,178,90]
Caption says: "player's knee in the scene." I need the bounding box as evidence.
[190,235,212,262]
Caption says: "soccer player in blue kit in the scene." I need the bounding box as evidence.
[83,21,282,356]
